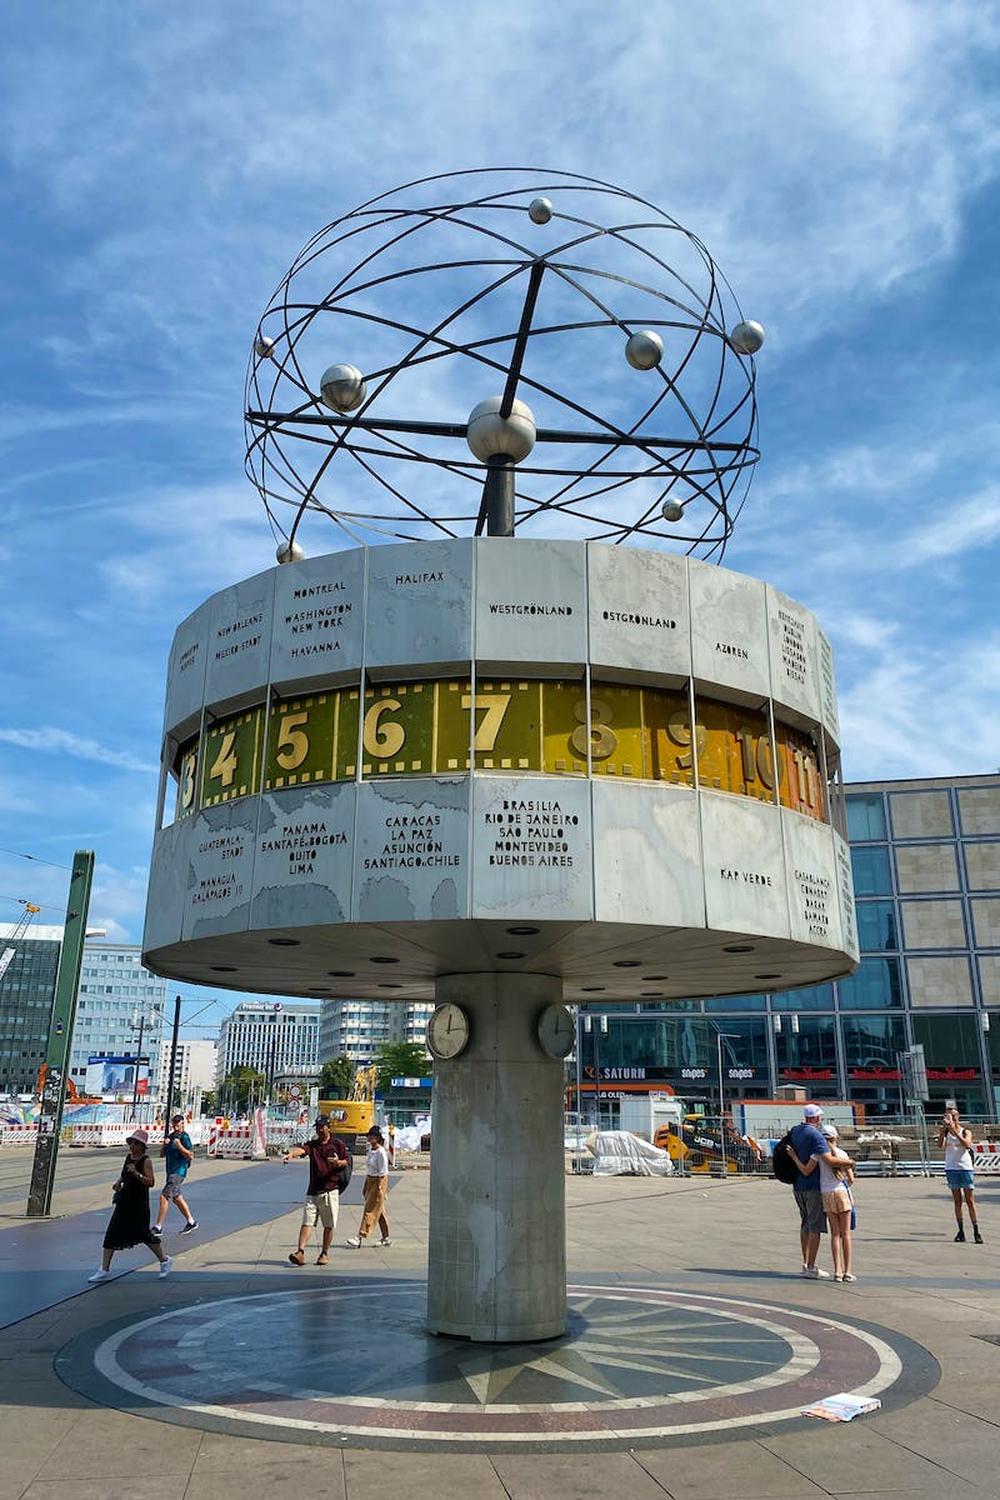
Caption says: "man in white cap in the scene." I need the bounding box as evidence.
[790,1103,830,1278]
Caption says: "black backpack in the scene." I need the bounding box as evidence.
[336,1140,353,1190]
[772,1132,799,1185]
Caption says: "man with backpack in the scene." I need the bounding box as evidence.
[776,1103,831,1279]
[282,1115,351,1266]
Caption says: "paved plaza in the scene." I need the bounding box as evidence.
[0,1151,998,1497]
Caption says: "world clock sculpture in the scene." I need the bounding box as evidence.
[144,169,857,1342]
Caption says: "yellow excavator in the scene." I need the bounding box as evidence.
[318,1064,377,1152]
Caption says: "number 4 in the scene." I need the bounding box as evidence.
[209,731,238,788]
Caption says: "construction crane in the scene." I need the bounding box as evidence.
[0,900,41,982]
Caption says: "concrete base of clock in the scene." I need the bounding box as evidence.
[426,971,567,1342]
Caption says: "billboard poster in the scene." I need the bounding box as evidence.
[85,1055,150,1098]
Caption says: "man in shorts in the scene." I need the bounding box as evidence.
[789,1103,830,1278]
[283,1115,350,1266]
[151,1113,197,1238]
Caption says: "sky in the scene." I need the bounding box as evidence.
[1,1,998,1036]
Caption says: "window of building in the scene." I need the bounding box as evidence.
[911,1013,982,1071]
[777,984,834,1012]
[703,994,767,1013]
[775,1015,837,1083]
[841,1013,907,1075]
[851,845,893,896]
[856,901,898,952]
[846,793,887,842]
[838,958,902,1010]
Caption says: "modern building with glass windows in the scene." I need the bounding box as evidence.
[578,773,1000,1122]
[319,999,435,1066]
[70,942,169,1094]
[0,926,62,1095]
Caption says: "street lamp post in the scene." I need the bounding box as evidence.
[715,1032,741,1177]
[266,1002,283,1107]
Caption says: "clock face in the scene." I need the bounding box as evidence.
[537,1003,575,1060]
[426,1002,470,1060]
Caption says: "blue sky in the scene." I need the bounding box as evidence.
[1,2,999,1033]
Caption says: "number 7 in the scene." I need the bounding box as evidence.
[462,693,511,751]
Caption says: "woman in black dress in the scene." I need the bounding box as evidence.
[88,1129,172,1282]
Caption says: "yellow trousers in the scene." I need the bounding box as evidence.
[359,1174,389,1240]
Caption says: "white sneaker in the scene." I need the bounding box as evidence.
[378,1238,392,1247]
[345,1237,362,1248]
[804,1266,831,1279]
[87,1269,111,1283]
[157,1256,172,1280]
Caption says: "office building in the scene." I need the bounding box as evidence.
[217,1001,320,1085]
[578,774,1000,1121]
[71,942,168,1095]
[0,925,62,1095]
[319,999,434,1065]
[156,1038,218,1104]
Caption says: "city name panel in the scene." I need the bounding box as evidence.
[143,539,857,1002]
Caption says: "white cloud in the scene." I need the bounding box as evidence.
[0,728,157,775]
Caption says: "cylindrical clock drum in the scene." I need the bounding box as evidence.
[144,537,856,1340]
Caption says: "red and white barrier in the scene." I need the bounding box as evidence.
[66,1123,131,1149]
[206,1124,255,1158]
[974,1141,1000,1172]
[0,1123,39,1147]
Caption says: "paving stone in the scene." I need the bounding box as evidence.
[188,1456,346,1500]
[491,1452,671,1499]
[760,1425,982,1494]
[35,1407,201,1480]
[344,1451,508,1499]
[637,1438,826,1498]
[23,1479,188,1500]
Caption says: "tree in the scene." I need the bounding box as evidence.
[318,1056,356,1099]
[200,1089,217,1116]
[374,1041,431,1096]
[219,1065,266,1112]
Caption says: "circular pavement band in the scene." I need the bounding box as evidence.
[56,1279,939,1453]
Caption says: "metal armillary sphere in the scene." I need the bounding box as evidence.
[245,168,763,562]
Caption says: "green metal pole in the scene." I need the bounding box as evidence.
[26,850,95,1217]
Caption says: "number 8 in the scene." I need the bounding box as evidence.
[571,697,617,762]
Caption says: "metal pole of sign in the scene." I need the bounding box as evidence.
[26,850,95,1218]
[130,1012,145,1122]
[717,1034,727,1177]
[574,1007,582,1135]
[163,994,182,1138]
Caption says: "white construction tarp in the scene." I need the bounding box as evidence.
[589,1130,674,1176]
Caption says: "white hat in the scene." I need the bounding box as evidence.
[821,1123,839,1139]
[803,1103,823,1119]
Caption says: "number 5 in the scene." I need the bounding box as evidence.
[276,711,309,770]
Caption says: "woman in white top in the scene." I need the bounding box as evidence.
[347,1126,391,1248]
[790,1123,856,1282]
[937,1107,983,1244]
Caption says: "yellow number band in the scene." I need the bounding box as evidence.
[177,677,826,824]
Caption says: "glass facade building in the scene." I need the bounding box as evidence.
[578,774,1000,1121]
[0,927,62,1095]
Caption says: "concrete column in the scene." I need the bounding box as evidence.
[426,972,566,1342]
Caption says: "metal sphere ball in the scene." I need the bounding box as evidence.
[528,196,553,225]
[319,363,368,413]
[625,329,663,371]
[466,396,537,463]
[254,333,276,360]
[276,540,305,564]
[661,498,684,523]
[730,320,765,356]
